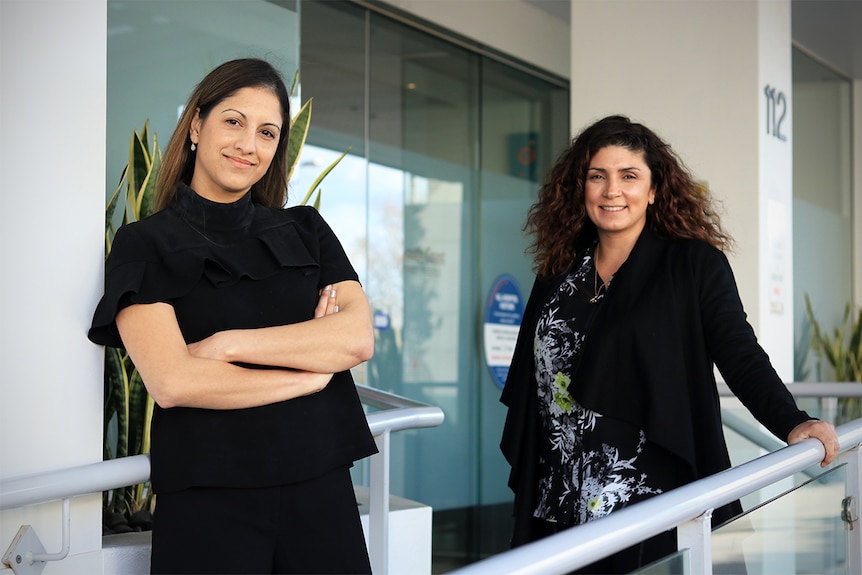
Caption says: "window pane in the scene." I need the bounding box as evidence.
[476,56,569,555]
[792,48,853,384]
[299,1,569,567]
[713,466,848,574]
[366,11,480,515]
[296,0,365,155]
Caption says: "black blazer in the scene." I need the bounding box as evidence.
[500,227,812,546]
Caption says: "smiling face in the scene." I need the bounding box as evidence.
[584,145,656,244]
[188,86,283,203]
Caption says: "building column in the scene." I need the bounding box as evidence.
[0,1,107,571]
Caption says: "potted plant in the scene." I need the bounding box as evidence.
[804,293,862,424]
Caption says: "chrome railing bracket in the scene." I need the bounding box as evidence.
[2,525,48,575]
[843,495,858,530]
[2,498,70,575]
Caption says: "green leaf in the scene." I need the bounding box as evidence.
[127,125,152,223]
[140,394,155,456]
[137,133,160,220]
[103,350,120,460]
[289,68,300,98]
[104,346,131,513]
[299,147,351,206]
[287,98,312,183]
[128,368,149,456]
[106,166,126,230]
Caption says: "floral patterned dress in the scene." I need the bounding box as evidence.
[533,246,678,526]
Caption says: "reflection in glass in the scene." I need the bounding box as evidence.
[792,47,853,387]
[633,551,687,575]
[713,465,847,574]
[299,0,569,567]
[106,0,299,204]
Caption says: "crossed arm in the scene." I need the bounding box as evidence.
[116,280,372,410]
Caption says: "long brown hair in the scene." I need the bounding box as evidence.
[526,115,732,278]
[155,58,291,210]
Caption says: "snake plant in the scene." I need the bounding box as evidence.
[804,293,862,423]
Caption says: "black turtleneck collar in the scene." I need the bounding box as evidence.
[170,183,256,242]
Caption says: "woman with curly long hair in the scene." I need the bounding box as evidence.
[500,115,838,574]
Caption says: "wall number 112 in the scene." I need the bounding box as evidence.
[764,85,787,141]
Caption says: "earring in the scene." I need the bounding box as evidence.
[190,142,197,152]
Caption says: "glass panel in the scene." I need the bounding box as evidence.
[296,0,370,489]
[299,2,569,570]
[107,0,299,203]
[365,8,480,511]
[792,47,853,386]
[713,465,848,575]
[476,57,570,556]
[633,550,688,575]
[294,0,366,156]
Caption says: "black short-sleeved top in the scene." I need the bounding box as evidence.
[89,184,378,494]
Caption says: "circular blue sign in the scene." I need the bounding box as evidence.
[483,274,524,389]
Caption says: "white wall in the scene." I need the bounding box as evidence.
[0,0,107,571]
[381,0,569,79]
[757,0,795,379]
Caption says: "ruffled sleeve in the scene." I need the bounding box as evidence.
[281,205,359,287]
[89,203,360,349]
[88,220,180,348]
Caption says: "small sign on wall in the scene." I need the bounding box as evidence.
[509,133,539,181]
[483,274,524,389]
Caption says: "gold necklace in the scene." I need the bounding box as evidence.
[590,244,606,304]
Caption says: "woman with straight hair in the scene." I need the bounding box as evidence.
[90,58,376,575]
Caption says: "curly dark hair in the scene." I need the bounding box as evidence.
[525,115,733,278]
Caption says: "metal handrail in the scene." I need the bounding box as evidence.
[357,384,445,575]
[0,385,444,575]
[0,454,151,512]
[718,381,862,398]
[447,419,862,575]
[359,384,446,436]
[719,381,862,476]
[6,381,836,511]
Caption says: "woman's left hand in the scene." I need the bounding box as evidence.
[314,284,339,318]
[787,420,840,467]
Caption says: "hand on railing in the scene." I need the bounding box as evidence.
[787,419,840,467]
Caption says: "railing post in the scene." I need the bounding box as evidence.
[369,429,391,575]
[842,444,862,575]
[677,509,713,575]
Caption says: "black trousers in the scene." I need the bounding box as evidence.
[150,466,371,575]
